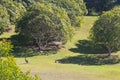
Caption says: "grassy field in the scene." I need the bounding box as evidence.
[7,16,120,80]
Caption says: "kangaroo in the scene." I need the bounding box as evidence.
[55,60,59,63]
[25,56,29,63]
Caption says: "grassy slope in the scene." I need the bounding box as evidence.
[15,16,120,80]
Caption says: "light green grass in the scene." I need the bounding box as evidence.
[14,16,120,80]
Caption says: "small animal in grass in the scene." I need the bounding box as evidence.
[55,60,59,63]
[25,56,29,63]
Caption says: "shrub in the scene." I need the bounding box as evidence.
[0,56,41,80]
[0,39,13,57]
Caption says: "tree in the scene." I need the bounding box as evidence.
[17,2,74,51]
[90,7,120,56]
[0,0,26,24]
[0,5,10,34]
[44,0,87,27]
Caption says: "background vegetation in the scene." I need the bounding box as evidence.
[0,0,120,80]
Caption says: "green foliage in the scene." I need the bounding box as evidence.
[0,56,41,80]
[44,0,87,27]
[0,40,13,57]
[17,2,74,51]
[90,7,120,56]
[0,5,10,34]
[0,0,26,24]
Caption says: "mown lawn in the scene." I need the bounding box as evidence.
[10,16,120,80]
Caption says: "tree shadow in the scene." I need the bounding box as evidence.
[69,40,108,54]
[9,35,58,57]
[57,54,120,65]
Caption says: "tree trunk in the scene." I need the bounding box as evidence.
[36,39,43,51]
[107,47,111,56]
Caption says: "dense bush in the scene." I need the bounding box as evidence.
[0,40,13,57]
[0,56,41,80]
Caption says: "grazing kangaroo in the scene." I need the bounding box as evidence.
[25,56,29,63]
[55,60,59,63]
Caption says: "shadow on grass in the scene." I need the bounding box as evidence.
[57,54,120,65]
[69,40,108,54]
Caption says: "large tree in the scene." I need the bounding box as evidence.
[17,2,74,51]
[90,7,120,56]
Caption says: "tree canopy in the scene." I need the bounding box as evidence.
[44,0,87,27]
[0,0,26,24]
[90,7,120,56]
[0,56,41,80]
[17,2,74,51]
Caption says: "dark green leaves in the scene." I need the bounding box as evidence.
[90,7,120,55]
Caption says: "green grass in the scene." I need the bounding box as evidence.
[13,16,120,80]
